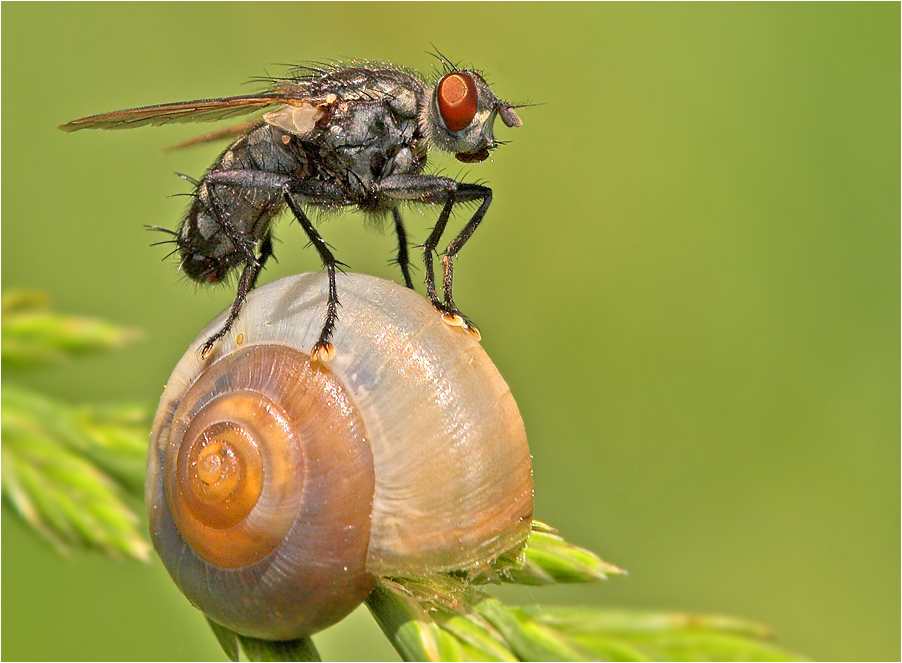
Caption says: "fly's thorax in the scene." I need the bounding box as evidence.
[386,86,420,119]
[315,65,427,120]
[313,97,422,193]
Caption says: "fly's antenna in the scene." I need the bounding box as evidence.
[507,100,544,110]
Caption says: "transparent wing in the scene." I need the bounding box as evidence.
[59,91,307,132]
[163,119,263,151]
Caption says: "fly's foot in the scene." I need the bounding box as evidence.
[200,331,226,359]
[441,310,466,327]
[200,339,217,359]
[311,340,336,363]
[437,305,481,341]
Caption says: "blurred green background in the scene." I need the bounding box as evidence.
[2,3,898,661]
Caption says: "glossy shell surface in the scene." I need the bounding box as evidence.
[147,272,533,638]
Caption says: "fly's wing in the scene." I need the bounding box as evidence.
[59,93,289,132]
[162,99,332,151]
[58,82,328,133]
[163,119,263,151]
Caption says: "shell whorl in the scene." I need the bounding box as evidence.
[147,273,533,639]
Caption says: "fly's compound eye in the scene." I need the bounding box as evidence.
[437,73,478,132]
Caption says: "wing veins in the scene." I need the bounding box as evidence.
[60,91,311,132]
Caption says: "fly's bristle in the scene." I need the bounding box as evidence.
[145,224,178,236]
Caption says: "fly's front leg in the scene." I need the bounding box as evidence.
[438,185,491,337]
[422,197,455,310]
[283,192,344,363]
[200,232,274,358]
[380,175,453,309]
[380,175,492,338]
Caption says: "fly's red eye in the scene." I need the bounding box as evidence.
[437,73,478,132]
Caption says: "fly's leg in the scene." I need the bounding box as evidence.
[283,192,344,363]
[198,179,270,358]
[200,232,274,358]
[247,234,274,291]
[204,181,262,267]
[379,175,492,338]
[422,197,455,310]
[437,187,492,337]
[391,208,415,289]
[200,169,353,362]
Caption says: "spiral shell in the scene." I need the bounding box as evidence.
[147,273,533,639]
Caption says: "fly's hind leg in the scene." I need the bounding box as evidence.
[196,173,273,358]
[391,208,415,289]
[199,168,351,362]
[200,232,274,358]
[283,192,344,363]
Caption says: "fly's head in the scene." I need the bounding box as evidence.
[423,70,522,163]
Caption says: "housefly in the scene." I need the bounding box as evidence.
[60,58,523,361]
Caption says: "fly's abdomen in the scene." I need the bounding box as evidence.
[177,190,278,284]
[177,126,295,283]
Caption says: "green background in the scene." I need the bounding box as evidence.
[2,3,898,661]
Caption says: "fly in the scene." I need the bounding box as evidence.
[60,58,523,361]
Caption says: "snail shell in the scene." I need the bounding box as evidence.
[147,273,533,640]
